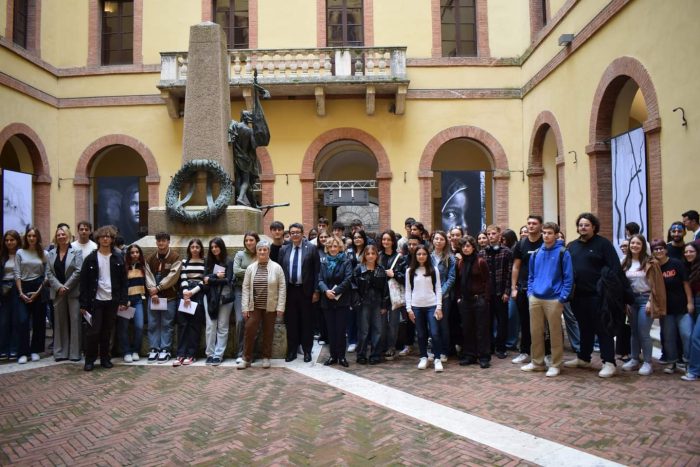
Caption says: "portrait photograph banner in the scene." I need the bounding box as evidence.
[96,176,140,244]
[441,170,485,235]
[611,127,647,253]
[2,169,33,234]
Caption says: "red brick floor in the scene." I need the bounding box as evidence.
[333,348,700,466]
[0,364,534,466]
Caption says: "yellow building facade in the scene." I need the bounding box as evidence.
[1,0,698,243]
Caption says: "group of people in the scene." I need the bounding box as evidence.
[1,209,699,381]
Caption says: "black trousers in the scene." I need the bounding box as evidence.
[572,294,616,365]
[460,295,490,361]
[323,304,348,359]
[490,294,508,353]
[515,289,531,355]
[285,286,314,355]
[84,300,117,363]
[177,302,204,358]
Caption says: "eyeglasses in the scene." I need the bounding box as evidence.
[289,231,302,236]
[652,247,666,252]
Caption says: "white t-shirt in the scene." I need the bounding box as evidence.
[72,240,97,259]
[96,252,112,301]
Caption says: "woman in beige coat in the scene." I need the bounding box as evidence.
[46,226,83,361]
[237,240,286,369]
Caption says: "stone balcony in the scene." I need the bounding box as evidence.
[158,46,409,118]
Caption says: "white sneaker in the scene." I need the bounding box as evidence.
[347,344,357,353]
[399,346,411,357]
[512,353,530,364]
[440,354,448,363]
[318,340,326,345]
[434,359,444,372]
[598,362,616,378]
[417,357,428,370]
[622,359,640,371]
[638,362,653,376]
[455,344,462,353]
[564,358,591,369]
[521,362,546,372]
[427,352,435,362]
[663,363,676,374]
[123,354,133,363]
[546,366,560,377]
[18,355,28,364]
[131,352,140,362]
[31,353,40,362]
[236,360,250,370]
[262,358,271,368]
[544,355,553,368]
[235,357,243,364]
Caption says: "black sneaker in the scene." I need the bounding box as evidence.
[205,356,214,365]
[495,351,507,359]
[212,357,222,366]
[479,359,491,369]
[157,350,171,364]
[147,348,158,362]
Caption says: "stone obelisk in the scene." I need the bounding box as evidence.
[144,22,260,250]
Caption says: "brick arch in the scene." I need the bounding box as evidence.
[418,125,510,231]
[301,128,392,232]
[0,122,52,235]
[257,146,274,231]
[74,134,161,225]
[586,56,662,239]
[527,111,566,232]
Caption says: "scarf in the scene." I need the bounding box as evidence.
[326,252,346,275]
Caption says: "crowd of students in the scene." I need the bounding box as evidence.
[1,210,699,381]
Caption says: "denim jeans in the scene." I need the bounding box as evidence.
[629,293,654,363]
[413,306,437,358]
[118,299,144,356]
[233,286,245,357]
[562,301,580,353]
[205,300,233,358]
[435,296,451,357]
[506,297,520,350]
[663,312,693,364]
[0,285,23,356]
[687,296,700,376]
[147,298,177,351]
[347,304,358,346]
[382,306,402,353]
[357,302,384,359]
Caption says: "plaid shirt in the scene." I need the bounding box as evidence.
[480,246,513,296]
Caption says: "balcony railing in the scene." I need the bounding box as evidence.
[158,46,409,117]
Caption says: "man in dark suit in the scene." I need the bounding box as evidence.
[279,223,321,362]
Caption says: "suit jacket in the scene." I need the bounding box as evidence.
[279,239,320,296]
[45,247,83,299]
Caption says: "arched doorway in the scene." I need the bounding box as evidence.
[419,126,510,233]
[75,135,160,244]
[528,111,566,232]
[316,141,379,233]
[0,123,51,236]
[301,128,392,233]
[587,57,661,239]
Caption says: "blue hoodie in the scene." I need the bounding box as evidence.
[527,239,574,302]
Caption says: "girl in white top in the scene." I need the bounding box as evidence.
[405,244,443,371]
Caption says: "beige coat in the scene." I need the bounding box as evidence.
[644,259,667,319]
[242,260,286,312]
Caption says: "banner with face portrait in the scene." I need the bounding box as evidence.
[2,169,33,234]
[441,171,485,235]
[96,176,140,244]
[611,127,647,253]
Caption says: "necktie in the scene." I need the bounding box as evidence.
[291,246,299,284]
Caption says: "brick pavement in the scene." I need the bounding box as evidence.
[0,364,533,466]
[331,348,700,466]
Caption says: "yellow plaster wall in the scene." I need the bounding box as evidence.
[521,0,700,235]
[0,47,59,95]
[487,0,530,58]
[408,65,521,89]
[56,72,161,98]
[258,0,317,49]
[142,0,200,65]
[41,0,88,67]
[373,0,432,57]
[0,0,7,38]
[548,0,568,18]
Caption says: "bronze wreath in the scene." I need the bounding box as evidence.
[165,159,234,224]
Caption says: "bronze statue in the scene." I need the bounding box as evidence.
[229,72,270,208]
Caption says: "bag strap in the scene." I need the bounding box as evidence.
[389,254,400,271]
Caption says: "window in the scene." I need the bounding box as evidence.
[101,0,133,65]
[327,0,363,47]
[13,0,28,48]
[541,0,548,26]
[441,0,476,57]
[214,0,249,49]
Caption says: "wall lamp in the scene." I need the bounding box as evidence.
[558,34,575,47]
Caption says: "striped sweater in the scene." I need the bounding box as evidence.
[127,264,146,300]
[180,258,205,297]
